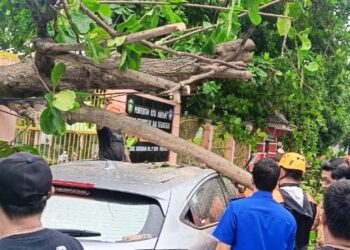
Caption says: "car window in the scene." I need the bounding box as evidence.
[220,176,238,204]
[42,188,164,243]
[185,177,226,228]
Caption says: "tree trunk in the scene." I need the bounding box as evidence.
[65,105,252,187]
[0,38,255,99]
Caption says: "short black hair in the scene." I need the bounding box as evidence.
[253,158,281,192]
[322,158,347,171]
[0,200,47,220]
[331,164,350,180]
[281,169,303,181]
[324,179,350,240]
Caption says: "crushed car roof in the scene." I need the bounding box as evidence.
[50,160,217,206]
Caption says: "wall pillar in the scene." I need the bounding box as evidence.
[0,52,19,142]
[201,122,214,151]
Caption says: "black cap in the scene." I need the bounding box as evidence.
[0,152,52,206]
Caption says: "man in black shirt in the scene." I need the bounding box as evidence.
[0,152,84,250]
[97,126,129,161]
[318,179,350,250]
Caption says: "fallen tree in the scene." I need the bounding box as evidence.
[65,105,252,186]
[0,38,254,99]
[0,0,289,188]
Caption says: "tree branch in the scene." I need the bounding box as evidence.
[125,23,186,43]
[159,0,283,45]
[80,3,123,37]
[64,105,252,187]
[26,0,47,37]
[53,53,179,90]
[100,0,291,20]
[161,27,255,94]
[81,2,187,41]
[35,24,188,54]
[141,40,246,70]
[62,2,81,44]
[32,59,52,93]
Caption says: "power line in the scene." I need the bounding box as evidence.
[0,108,27,119]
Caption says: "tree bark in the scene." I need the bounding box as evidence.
[65,105,252,188]
[0,54,252,98]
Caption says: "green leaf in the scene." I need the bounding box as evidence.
[298,29,312,51]
[56,25,77,43]
[127,43,153,54]
[0,141,16,158]
[277,17,291,36]
[288,26,297,39]
[107,35,126,47]
[52,90,77,111]
[233,117,241,125]
[70,102,81,112]
[67,0,81,11]
[119,49,128,71]
[14,145,40,155]
[85,37,111,63]
[71,11,91,34]
[305,62,319,72]
[246,0,261,25]
[89,27,110,39]
[126,137,138,149]
[51,107,66,136]
[256,68,268,78]
[160,6,182,23]
[82,0,99,12]
[151,9,159,28]
[40,108,54,134]
[75,91,92,98]
[288,2,302,20]
[99,4,112,17]
[299,36,311,51]
[127,50,141,70]
[51,63,66,88]
[117,14,137,32]
[167,0,187,3]
[44,92,54,105]
[202,38,215,54]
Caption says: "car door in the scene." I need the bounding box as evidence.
[180,177,227,250]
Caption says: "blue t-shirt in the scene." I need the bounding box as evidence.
[0,228,84,250]
[213,191,296,250]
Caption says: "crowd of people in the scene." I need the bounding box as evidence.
[214,152,350,250]
[0,152,349,250]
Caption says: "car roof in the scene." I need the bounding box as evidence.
[50,160,217,208]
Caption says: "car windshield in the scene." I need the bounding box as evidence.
[42,187,164,243]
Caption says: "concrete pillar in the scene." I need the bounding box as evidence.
[201,122,214,151]
[224,137,236,162]
[0,52,19,142]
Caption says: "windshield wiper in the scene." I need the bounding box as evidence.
[53,229,101,237]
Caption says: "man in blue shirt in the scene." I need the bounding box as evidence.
[213,158,296,250]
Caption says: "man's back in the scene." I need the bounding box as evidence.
[277,185,317,250]
[214,191,296,250]
[0,228,83,250]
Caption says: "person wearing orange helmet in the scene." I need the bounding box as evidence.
[273,152,317,250]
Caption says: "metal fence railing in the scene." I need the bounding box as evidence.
[14,124,99,165]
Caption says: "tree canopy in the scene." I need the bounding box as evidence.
[0,0,349,186]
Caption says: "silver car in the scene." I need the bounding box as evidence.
[42,161,238,250]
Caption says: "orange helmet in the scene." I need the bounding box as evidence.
[279,152,306,173]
